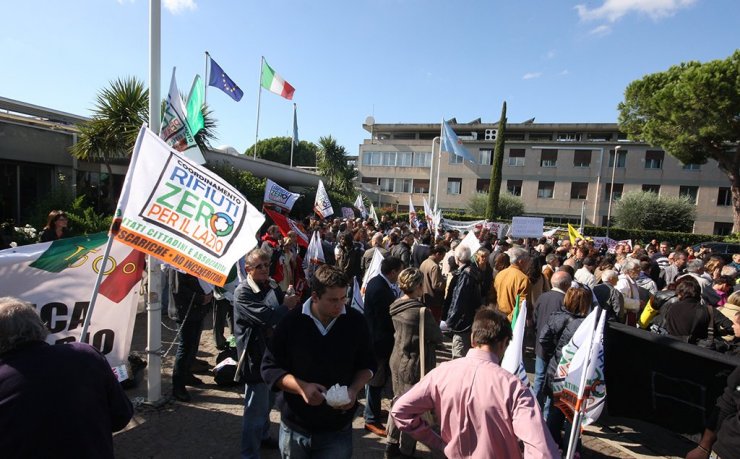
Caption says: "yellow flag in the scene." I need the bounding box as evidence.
[567,223,585,245]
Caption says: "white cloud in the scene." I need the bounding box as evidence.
[559,69,570,76]
[575,0,697,23]
[522,72,543,80]
[589,24,612,36]
[164,0,197,14]
[546,50,556,59]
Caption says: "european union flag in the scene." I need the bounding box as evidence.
[208,56,243,102]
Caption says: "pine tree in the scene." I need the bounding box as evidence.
[486,101,507,219]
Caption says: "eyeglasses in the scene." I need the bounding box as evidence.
[250,263,269,270]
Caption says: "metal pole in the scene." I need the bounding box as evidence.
[593,147,603,224]
[203,52,209,107]
[434,120,444,210]
[580,201,585,232]
[605,145,620,239]
[147,0,162,403]
[428,137,439,205]
[253,56,263,159]
[290,103,296,167]
[80,234,116,343]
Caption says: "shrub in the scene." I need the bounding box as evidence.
[613,191,696,233]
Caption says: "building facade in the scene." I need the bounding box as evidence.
[358,120,733,235]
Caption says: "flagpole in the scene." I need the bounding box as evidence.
[565,306,604,459]
[428,136,439,206]
[80,233,116,343]
[290,103,296,167]
[203,51,209,107]
[253,56,264,159]
[147,0,163,404]
[434,119,444,210]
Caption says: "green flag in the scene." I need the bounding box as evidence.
[186,74,205,135]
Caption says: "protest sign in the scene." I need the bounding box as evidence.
[113,126,264,286]
[511,216,544,238]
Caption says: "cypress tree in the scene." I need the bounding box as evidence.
[486,101,507,219]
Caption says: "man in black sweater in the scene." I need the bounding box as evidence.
[261,265,376,458]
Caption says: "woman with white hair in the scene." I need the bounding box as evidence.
[616,259,642,325]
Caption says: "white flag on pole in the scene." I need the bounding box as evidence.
[361,248,384,299]
[408,196,417,227]
[263,179,300,212]
[161,67,206,164]
[351,276,364,312]
[501,299,530,389]
[303,230,325,279]
[423,197,434,232]
[354,195,368,219]
[369,203,379,223]
[314,180,334,219]
[458,229,481,254]
[552,307,607,426]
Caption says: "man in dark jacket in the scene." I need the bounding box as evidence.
[391,233,413,268]
[443,244,483,359]
[171,270,213,402]
[362,256,403,436]
[532,270,571,415]
[411,233,431,268]
[234,248,299,458]
[0,297,133,459]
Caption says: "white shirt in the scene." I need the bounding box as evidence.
[301,298,346,336]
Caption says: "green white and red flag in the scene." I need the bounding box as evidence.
[261,58,295,100]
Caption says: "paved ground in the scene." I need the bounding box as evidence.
[113,311,696,458]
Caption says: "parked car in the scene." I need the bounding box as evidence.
[691,241,740,263]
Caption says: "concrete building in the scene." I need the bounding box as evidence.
[0,96,321,227]
[358,119,733,235]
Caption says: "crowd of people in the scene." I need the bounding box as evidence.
[2,209,739,458]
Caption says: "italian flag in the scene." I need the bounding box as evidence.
[261,58,295,100]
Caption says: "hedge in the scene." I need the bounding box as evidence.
[581,225,724,246]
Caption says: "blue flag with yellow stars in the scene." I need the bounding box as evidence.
[208,55,243,102]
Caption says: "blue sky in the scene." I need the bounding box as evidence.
[2,0,738,156]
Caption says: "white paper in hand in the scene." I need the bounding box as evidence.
[324,384,351,407]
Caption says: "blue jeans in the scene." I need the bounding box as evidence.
[363,384,383,424]
[278,422,352,459]
[533,356,552,420]
[241,382,275,459]
[546,403,580,452]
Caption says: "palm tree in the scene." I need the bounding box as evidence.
[71,76,217,209]
[317,135,356,196]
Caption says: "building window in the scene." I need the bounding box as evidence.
[608,149,627,168]
[361,177,377,184]
[682,163,701,171]
[537,181,555,199]
[379,178,394,192]
[362,151,382,166]
[642,184,660,194]
[382,152,397,166]
[570,182,588,200]
[413,179,430,194]
[573,150,591,167]
[540,149,558,168]
[447,178,462,195]
[396,178,412,193]
[479,149,492,165]
[645,150,664,169]
[679,186,698,204]
[604,183,623,201]
[718,187,732,206]
[397,152,413,167]
[413,152,431,168]
[557,132,581,142]
[449,152,463,164]
[476,179,490,193]
[529,132,553,141]
[714,222,733,236]
[507,180,522,196]
[507,149,525,166]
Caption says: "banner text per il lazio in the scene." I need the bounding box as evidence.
[114,126,264,286]
[0,234,143,380]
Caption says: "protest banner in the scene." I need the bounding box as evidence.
[341,207,355,220]
[113,126,264,286]
[0,233,143,380]
[263,179,300,212]
[511,216,544,238]
[263,207,309,248]
[501,297,531,391]
[458,229,481,254]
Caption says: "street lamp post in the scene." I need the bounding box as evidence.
[605,145,621,239]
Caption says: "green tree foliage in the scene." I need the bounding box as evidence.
[244,137,318,167]
[613,191,696,233]
[618,51,740,231]
[317,136,357,196]
[470,192,524,220]
[204,161,266,208]
[486,101,507,219]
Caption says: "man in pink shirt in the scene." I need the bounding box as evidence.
[390,308,559,459]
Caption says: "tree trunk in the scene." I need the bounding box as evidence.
[715,147,740,234]
[486,101,507,219]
